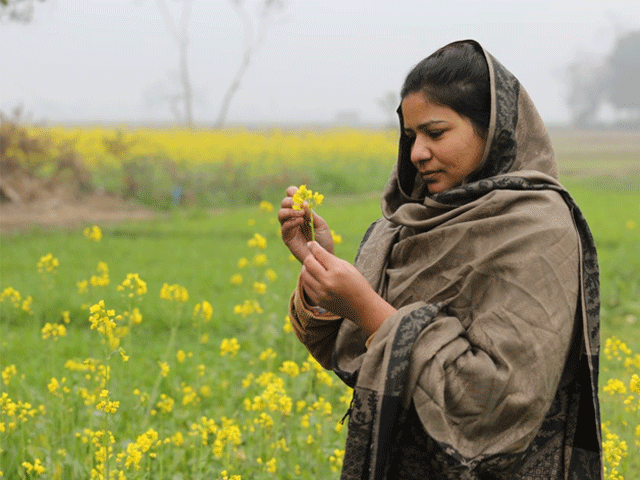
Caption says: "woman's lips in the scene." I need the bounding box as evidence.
[421,170,442,179]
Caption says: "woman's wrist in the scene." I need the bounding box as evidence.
[355,290,396,336]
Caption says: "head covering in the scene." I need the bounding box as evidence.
[334,40,602,479]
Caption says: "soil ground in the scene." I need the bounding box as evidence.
[0,194,159,234]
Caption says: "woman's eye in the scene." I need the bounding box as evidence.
[428,130,444,139]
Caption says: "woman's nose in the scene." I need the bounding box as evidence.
[410,136,432,165]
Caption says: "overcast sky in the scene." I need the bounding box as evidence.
[1,0,639,126]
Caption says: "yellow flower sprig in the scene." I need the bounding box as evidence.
[292,185,324,241]
[83,225,102,242]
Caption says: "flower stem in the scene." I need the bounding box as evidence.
[310,213,315,242]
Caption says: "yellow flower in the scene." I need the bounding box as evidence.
[156,394,174,414]
[279,360,300,377]
[630,374,640,395]
[181,384,199,406]
[316,369,334,387]
[292,185,324,210]
[265,268,278,282]
[83,225,102,241]
[47,378,60,396]
[255,412,274,428]
[21,459,45,476]
[259,200,273,212]
[626,220,636,230]
[604,337,632,361]
[603,378,626,395]
[291,185,324,240]
[125,307,143,325]
[159,283,189,302]
[41,322,67,340]
[77,279,89,294]
[252,281,267,294]
[237,257,249,268]
[220,338,240,357]
[117,273,147,298]
[37,253,59,275]
[330,449,345,472]
[171,432,184,447]
[247,233,267,249]
[1,287,22,308]
[264,458,277,473]
[90,261,110,287]
[283,315,293,333]
[221,470,242,480]
[88,300,123,350]
[96,399,120,414]
[331,229,343,244]
[233,299,263,317]
[259,348,276,361]
[193,301,213,321]
[21,296,33,314]
[176,349,186,363]
[158,361,170,378]
[230,273,243,286]
[1,365,17,385]
[252,253,268,266]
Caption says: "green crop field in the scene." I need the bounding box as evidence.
[1,128,639,479]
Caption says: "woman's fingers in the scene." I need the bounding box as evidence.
[302,242,332,278]
[285,185,298,196]
[307,241,332,268]
[300,265,322,304]
[278,204,304,225]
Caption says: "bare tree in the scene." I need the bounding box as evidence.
[377,90,400,129]
[563,52,608,127]
[0,0,44,23]
[155,0,194,128]
[606,30,640,121]
[564,29,640,128]
[215,0,285,128]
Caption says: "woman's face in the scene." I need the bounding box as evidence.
[401,91,486,194]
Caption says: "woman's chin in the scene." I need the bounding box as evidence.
[426,181,448,194]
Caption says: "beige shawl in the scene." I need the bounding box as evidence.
[290,40,602,479]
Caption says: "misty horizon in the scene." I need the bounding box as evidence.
[2,0,639,128]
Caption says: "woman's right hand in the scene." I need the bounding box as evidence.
[278,186,334,263]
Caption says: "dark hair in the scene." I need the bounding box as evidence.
[401,41,490,139]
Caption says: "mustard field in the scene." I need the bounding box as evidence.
[1,125,639,478]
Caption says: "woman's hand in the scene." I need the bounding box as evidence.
[278,186,333,263]
[301,242,396,335]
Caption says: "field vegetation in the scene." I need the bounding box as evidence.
[1,123,639,478]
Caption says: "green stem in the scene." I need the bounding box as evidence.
[143,325,178,423]
[310,213,315,242]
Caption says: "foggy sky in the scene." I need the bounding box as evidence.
[1,0,639,126]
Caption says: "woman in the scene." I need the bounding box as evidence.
[278,40,602,479]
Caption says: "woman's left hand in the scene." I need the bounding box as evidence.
[300,242,396,335]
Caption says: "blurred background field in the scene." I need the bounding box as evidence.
[2,120,639,211]
[1,123,639,478]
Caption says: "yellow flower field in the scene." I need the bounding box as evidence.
[24,126,397,170]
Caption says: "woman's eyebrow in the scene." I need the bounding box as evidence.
[417,120,447,129]
[404,120,447,133]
